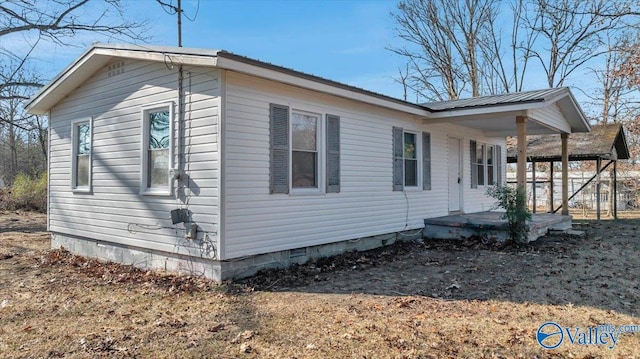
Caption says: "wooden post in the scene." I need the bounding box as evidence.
[532,161,537,213]
[549,162,554,213]
[582,171,586,217]
[596,158,601,222]
[516,116,527,192]
[561,133,569,215]
[613,160,618,219]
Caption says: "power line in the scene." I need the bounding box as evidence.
[183,0,199,22]
[155,0,187,47]
[155,0,200,47]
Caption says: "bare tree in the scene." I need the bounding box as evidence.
[617,42,640,89]
[391,0,639,101]
[479,0,537,93]
[0,0,148,99]
[0,88,38,183]
[523,0,636,88]
[390,0,499,101]
[0,0,146,42]
[0,0,149,181]
[579,34,638,125]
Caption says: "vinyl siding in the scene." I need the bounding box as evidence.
[48,59,220,258]
[530,103,571,133]
[221,71,503,259]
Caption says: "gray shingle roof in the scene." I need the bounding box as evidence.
[506,123,630,162]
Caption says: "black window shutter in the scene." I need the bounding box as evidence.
[470,140,477,189]
[392,126,404,191]
[496,145,502,186]
[422,132,431,190]
[326,114,340,193]
[270,104,289,194]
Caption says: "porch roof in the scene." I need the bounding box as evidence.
[423,88,590,137]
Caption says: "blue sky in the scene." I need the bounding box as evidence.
[5,0,609,111]
[9,0,406,100]
[174,0,404,97]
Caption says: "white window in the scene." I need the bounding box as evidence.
[269,104,340,195]
[71,119,92,192]
[487,145,495,185]
[291,111,321,190]
[141,103,173,195]
[403,132,418,187]
[393,128,430,191]
[471,141,498,188]
[476,143,485,186]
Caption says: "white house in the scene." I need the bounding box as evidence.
[26,43,590,281]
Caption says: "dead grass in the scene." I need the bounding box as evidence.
[1,210,640,358]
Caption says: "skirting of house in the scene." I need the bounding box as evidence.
[51,229,423,282]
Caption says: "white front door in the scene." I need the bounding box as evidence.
[448,137,462,212]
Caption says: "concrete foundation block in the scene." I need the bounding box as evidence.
[50,228,420,282]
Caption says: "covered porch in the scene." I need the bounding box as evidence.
[426,89,590,218]
[422,88,590,241]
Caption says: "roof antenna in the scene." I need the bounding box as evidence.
[156,0,183,47]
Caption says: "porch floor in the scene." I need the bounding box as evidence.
[423,211,572,243]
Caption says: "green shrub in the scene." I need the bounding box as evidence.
[0,172,47,212]
[486,185,531,244]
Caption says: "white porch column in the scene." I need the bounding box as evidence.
[561,133,569,215]
[516,116,527,191]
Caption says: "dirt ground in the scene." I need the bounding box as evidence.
[1,211,640,358]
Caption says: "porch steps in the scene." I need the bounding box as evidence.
[423,211,572,243]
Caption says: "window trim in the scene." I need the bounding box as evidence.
[422,132,431,190]
[403,130,420,188]
[393,127,430,192]
[290,109,324,195]
[471,140,498,188]
[140,102,174,196]
[487,144,495,186]
[71,118,93,193]
[477,143,485,186]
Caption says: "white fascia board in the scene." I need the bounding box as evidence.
[26,52,112,115]
[92,48,217,67]
[28,42,428,118]
[425,110,528,124]
[560,91,591,133]
[25,46,218,115]
[214,57,431,117]
[427,102,546,120]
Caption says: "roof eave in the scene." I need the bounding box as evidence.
[25,45,99,115]
[558,89,591,133]
[427,100,545,119]
[26,43,431,118]
[26,43,220,115]
[215,52,431,117]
